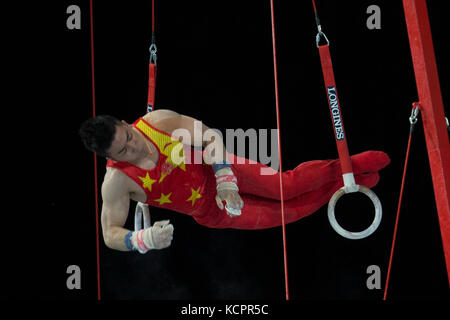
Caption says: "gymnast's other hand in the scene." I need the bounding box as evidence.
[216,189,244,217]
[132,220,174,252]
[150,220,174,249]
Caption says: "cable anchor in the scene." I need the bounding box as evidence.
[149,31,157,66]
[410,102,420,125]
[313,7,329,47]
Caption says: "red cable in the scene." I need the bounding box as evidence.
[383,121,414,300]
[312,0,317,13]
[148,0,157,112]
[269,0,289,301]
[89,0,101,301]
[152,0,155,32]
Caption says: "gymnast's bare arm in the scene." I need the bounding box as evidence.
[146,109,244,213]
[144,109,228,162]
[100,168,132,251]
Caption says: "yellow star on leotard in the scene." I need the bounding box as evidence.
[186,187,202,206]
[138,173,157,192]
[154,192,172,205]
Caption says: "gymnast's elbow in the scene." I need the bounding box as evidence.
[102,225,129,251]
[102,227,115,250]
[103,230,114,250]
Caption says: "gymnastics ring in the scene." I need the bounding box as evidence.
[135,202,151,231]
[328,185,382,240]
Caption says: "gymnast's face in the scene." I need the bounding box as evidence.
[107,121,148,162]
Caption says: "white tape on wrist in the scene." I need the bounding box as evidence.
[217,181,239,192]
[136,229,151,253]
[131,229,154,254]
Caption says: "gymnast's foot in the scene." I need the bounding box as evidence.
[351,151,391,175]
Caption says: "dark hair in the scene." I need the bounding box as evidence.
[79,115,122,157]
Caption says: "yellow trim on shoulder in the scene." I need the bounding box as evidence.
[136,119,186,171]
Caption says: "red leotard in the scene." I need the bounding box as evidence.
[107,118,390,229]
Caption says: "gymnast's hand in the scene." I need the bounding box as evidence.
[149,220,174,249]
[216,189,244,217]
[214,166,244,217]
[131,220,174,252]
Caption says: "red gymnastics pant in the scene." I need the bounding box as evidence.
[194,150,390,230]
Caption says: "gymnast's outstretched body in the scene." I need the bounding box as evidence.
[79,109,390,253]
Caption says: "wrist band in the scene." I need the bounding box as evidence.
[212,162,230,173]
[124,231,134,251]
[216,175,238,185]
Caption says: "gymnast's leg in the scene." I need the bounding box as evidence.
[194,170,380,230]
[228,151,390,201]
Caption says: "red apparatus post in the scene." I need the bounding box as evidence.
[403,0,450,284]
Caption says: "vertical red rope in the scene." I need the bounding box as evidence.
[269,0,289,301]
[152,0,155,31]
[383,124,414,300]
[89,0,101,301]
[312,0,317,13]
[148,0,157,112]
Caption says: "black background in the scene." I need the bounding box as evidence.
[3,0,449,302]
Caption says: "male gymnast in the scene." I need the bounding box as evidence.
[79,109,390,253]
